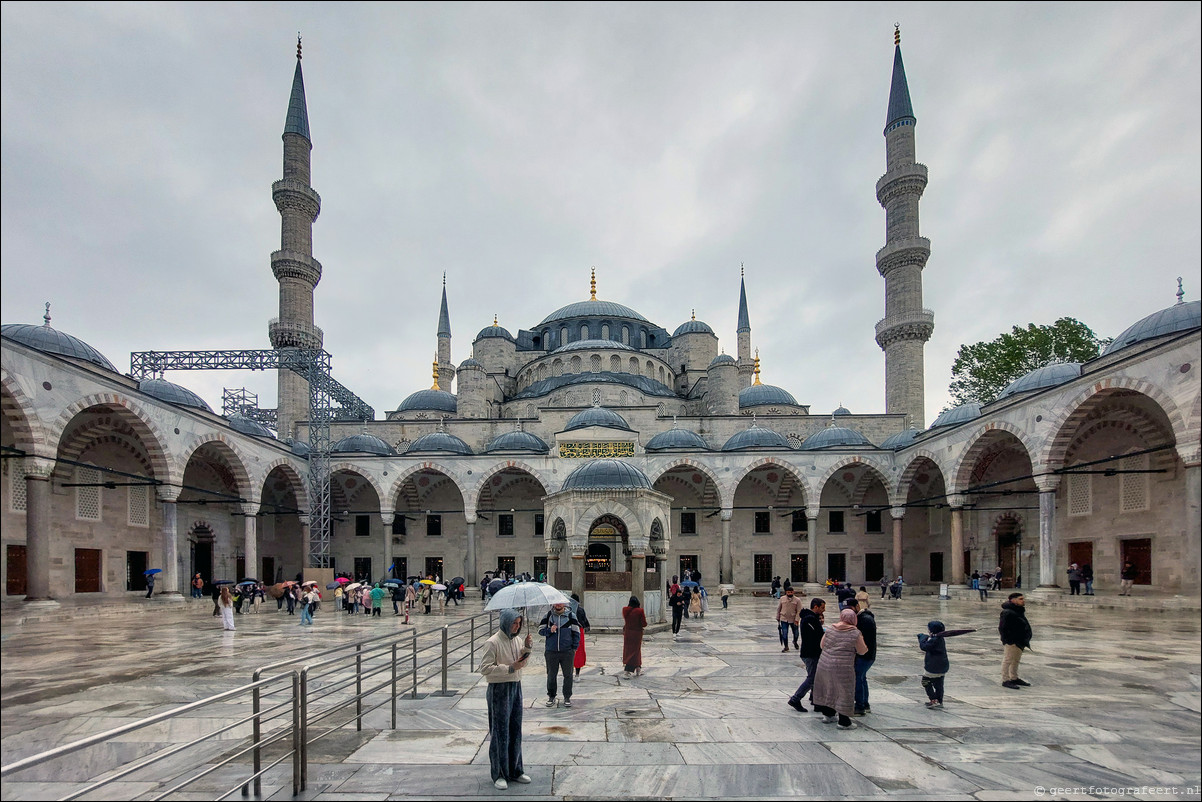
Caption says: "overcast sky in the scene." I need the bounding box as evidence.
[3,3,1199,426]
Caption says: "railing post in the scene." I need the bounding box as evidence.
[470,616,475,671]
[292,672,302,796]
[391,643,398,730]
[441,626,449,695]
[355,642,363,731]
[300,669,309,792]
[412,633,418,699]
[247,681,261,797]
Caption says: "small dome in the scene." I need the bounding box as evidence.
[645,428,709,452]
[397,388,458,413]
[833,405,852,416]
[552,338,636,354]
[138,378,211,412]
[406,431,473,455]
[709,353,737,368]
[879,428,922,450]
[929,402,982,429]
[287,438,311,458]
[1102,300,1200,356]
[565,406,632,432]
[561,459,652,491]
[227,414,276,439]
[475,324,514,342]
[799,425,874,450]
[721,425,790,451]
[484,430,550,454]
[538,300,649,326]
[2,322,117,372]
[459,358,484,370]
[739,383,798,408]
[672,319,715,337]
[997,362,1081,400]
[332,433,396,456]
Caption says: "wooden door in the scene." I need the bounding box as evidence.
[1068,542,1093,571]
[6,545,27,596]
[827,553,846,582]
[1121,538,1152,584]
[75,548,102,593]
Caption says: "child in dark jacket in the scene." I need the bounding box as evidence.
[918,620,950,708]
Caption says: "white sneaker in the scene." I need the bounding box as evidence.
[514,774,532,784]
[494,778,508,789]
[545,697,557,707]
[821,714,837,724]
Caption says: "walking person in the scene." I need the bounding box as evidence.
[570,594,591,677]
[144,572,156,599]
[999,592,1032,688]
[811,607,868,729]
[1081,564,1095,596]
[479,609,533,790]
[405,581,418,618]
[191,573,204,599]
[855,586,870,612]
[879,575,889,599]
[776,586,803,652]
[853,601,877,716]
[786,598,827,713]
[1120,561,1138,596]
[918,620,950,708]
[370,583,384,617]
[285,584,297,615]
[668,585,687,637]
[538,601,580,708]
[622,596,647,676]
[688,587,703,620]
[978,575,990,602]
[1066,563,1082,595]
[218,586,236,632]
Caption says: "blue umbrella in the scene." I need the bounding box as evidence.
[681,580,700,588]
[239,578,259,585]
[326,582,341,590]
[143,568,162,575]
[212,579,235,585]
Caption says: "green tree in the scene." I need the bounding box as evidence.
[948,318,1111,407]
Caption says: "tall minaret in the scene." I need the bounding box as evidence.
[269,37,324,439]
[736,266,754,390]
[436,273,456,391]
[875,26,933,428]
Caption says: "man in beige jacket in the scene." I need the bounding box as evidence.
[776,587,804,652]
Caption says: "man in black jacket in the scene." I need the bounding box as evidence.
[786,598,826,713]
[854,604,877,715]
[998,592,1033,689]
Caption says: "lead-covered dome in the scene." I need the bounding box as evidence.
[879,428,922,450]
[406,431,473,455]
[538,300,648,327]
[227,414,276,439]
[2,321,118,373]
[709,353,737,368]
[484,431,550,454]
[739,383,798,408]
[672,319,715,337]
[721,425,790,451]
[997,362,1081,400]
[1102,300,1200,356]
[561,459,652,491]
[645,428,709,452]
[397,388,458,414]
[474,323,514,342]
[138,378,211,412]
[799,425,874,450]
[553,339,637,354]
[332,433,396,456]
[565,406,633,432]
[929,402,982,429]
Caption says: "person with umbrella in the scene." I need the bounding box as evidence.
[143,569,158,599]
[478,608,533,790]
[420,580,433,614]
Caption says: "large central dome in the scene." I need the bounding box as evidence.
[537,299,648,327]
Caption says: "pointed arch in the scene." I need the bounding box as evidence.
[387,461,469,510]
[815,456,892,503]
[729,457,811,508]
[893,449,948,507]
[328,461,386,507]
[1,371,49,454]
[576,500,641,541]
[950,421,1038,495]
[468,460,553,509]
[648,458,727,509]
[51,393,176,484]
[181,433,256,500]
[257,457,309,512]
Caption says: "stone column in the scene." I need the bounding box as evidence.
[241,502,259,581]
[1035,476,1061,588]
[570,546,586,602]
[465,516,477,585]
[546,541,561,584]
[656,553,669,623]
[948,494,967,587]
[380,508,395,579]
[805,506,820,592]
[1180,446,1201,593]
[890,506,905,581]
[631,551,646,602]
[297,515,311,578]
[720,508,733,583]
[157,486,183,596]
[23,456,57,605]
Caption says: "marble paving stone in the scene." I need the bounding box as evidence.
[678,741,845,765]
[550,762,885,799]
[827,742,982,794]
[343,729,486,764]
[905,743,1083,764]
[507,740,685,766]
[948,724,1124,744]
[521,721,609,741]
[1060,744,1201,785]
[943,758,1150,791]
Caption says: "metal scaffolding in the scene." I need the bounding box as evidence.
[222,388,278,429]
[130,347,375,568]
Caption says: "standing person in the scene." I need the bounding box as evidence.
[370,583,384,617]
[405,582,417,621]
[853,602,877,716]
[334,584,344,613]
[978,575,990,602]
[688,587,703,620]
[786,598,827,713]
[970,570,980,590]
[191,573,204,599]
[1120,561,1138,596]
[570,594,591,678]
[992,567,1003,591]
[770,576,782,599]
[811,607,868,729]
[538,601,580,708]
[218,586,236,632]
[391,584,403,616]
[622,596,647,676]
[999,592,1032,688]
[855,586,870,613]
[144,572,156,599]
[1066,563,1082,595]
[1081,564,1095,596]
[918,620,950,708]
[299,587,315,626]
[668,585,687,637]
[421,583,432,614]
[285,585,297,615]
[879,575,889,599]
[776,587,803,652]
[891,576,904,599]
[211,583,222,617]
[479,609,533,790]
[836,582,856,610]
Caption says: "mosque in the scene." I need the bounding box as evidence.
[2,33,1198,619]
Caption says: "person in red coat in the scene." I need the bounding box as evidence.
[571,593,591,677]
[622,596,647,676]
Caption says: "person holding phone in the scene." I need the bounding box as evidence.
[479,609,534,790]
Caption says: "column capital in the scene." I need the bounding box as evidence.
[946,494,968,509]
[297,514,310,528]
[720,507,733,522]
[1176,443,1201,467]
[240,502,260,518]
[805,506,820,520]
[1034,475,1061,493]
[156,485,182,503]
[22,456,56,480]
[890,506,906,520]
[380,508,396,526]
[463,512,478,525]
[545,540,563,557]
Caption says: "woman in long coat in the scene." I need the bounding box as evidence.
[811,607,867,728]
[621,596,647,676]
[218,586,236,632]
[571,593,591,677]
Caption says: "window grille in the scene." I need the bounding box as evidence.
[76,467,102,521]
[1119,454,1149,513]
[8,462,27,513]
[128,484,150,527]
[1068,473,1092,517]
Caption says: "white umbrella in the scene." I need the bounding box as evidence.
[433,583,447,591]
[485,581,569,611]
[346,582,363,592]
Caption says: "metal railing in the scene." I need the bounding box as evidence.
[1,610,498,800]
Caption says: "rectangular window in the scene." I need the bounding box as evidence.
[929,551,944,583]
[1119,454,1149,513]
[355,514,371,537]
[426,514,442,537]
[828,510,845,533]
[753,554,773,583]
[534,514,545,536]
[76,466,101,521]
[678,555,698,576]
[8,463,27,513]
[754,511,771,534]
[790,553,808,583]
[865,510,883,534]
[424,556,443,579]
[791,511,807,533]
[391,516,407,536]
[126,550,149,591]
[393,557,407,580]
[127,485,150,527]
[1068,473,1092,516]
[498,513,515,538]
[353,557,372,580]
[680,512,697,535]
[498,556,516,576]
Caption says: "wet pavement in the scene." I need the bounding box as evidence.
[2,592,1200,800]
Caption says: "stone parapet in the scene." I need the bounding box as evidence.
[875,237,931,275]
[875,308,934,349]
[270,250,323,287]
[271,179,321,220]
[875,162,928,205]
[269,318,324,349]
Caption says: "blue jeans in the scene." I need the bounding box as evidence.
[789,657,819,703]
[778,621,798,647]
[300,605,313,625]
[854,656,874,710]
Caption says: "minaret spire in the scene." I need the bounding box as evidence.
[736,265,754,389]
[436,274,456,391]
[438,272,451,337]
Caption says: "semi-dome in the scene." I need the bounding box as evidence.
[1102,299,1200,356]
[709,353,737,367]
[332,433,396,456]
[397,388,458,413]
[739,383,798,408]
[474,323,515,342]
[406,431,474,455]
[645,428,709,452]
[138,378,212,412]
[564,406,633,432]
[929,402,982,429]
[879,428,922,450]
[538,300,649,327]
[721,425,791,451]
[561,459,652,491]
[227,414,276,439]
[2,321,118,373]
[997,362,1081,400]
[799,425,874,450]
[552,338,637,354]
[672,319,715,337]
[484,430,550,454]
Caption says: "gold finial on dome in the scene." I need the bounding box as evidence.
[297,33,303,60]
[691,309,696,321]
[894,23,900,46]
[493,314,499,326]
[431,355,440,391]
[753,349,762,385]
[590,267,597,300]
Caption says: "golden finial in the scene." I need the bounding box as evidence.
[297,33,303,60]
[590,267,597,300]
[493,314,499,326]
[740,262,744,278]
[691,309,696,321]
[894,24,900,46]
[431,356,440,391]
[753,349,762,385]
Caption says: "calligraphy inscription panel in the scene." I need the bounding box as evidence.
[559,441,635,459]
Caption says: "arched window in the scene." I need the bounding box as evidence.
[640,330,647,348]
[609,355,621,372]
[658,366,665,384]
[601,324,610,340]
[629,357,639,374]
[553,359,563,377]
[645,360,654,378]
[580,324,589,341]
[561,326,569,345]
[537,364,546,381]
[542,329,551,350]
[622,326,630,345]
[619,390,628,405]
[570,355,582,373]
[590,355,602,373]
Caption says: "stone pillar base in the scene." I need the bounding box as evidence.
[21,598,61,609]
[154,592,187,602]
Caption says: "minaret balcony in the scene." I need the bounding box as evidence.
[875,162,928,205]
[271,250,323,286]
[875,309,935,349]
[272,179,322,220]
[875,237,931,275]
[269,318,324,349]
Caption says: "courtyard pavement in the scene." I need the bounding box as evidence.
[2,591,1200,800]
